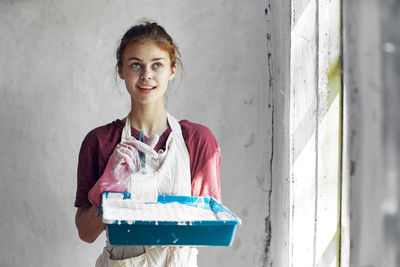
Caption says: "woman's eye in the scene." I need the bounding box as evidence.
[130,62,141,70]
[153,62,163,69]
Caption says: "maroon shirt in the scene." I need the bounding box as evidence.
[75,119,221,207]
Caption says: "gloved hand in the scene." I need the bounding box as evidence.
[88,142,140,208]
[125,134,160,202]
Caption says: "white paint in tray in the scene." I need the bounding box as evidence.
[101,193,235,224]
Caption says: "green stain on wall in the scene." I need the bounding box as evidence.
[318,229,339,266]
[326,56,343,267]
[326,56,342,109]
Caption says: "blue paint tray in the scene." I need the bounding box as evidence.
[101,192,241,246]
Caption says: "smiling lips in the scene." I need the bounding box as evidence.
[137,85,156,93]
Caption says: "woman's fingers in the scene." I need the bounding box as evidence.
[117,142,138,154]
[116,145,137,159]
[147,134,160,148]
[112,141,158,174]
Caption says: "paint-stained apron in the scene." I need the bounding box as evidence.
[95,113,198,267]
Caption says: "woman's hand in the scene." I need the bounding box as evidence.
[88,143,140,208]
[75,203,106,243]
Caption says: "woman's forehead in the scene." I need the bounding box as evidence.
[123,41,170,61]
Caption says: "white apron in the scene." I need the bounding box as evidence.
[95,113,198,267]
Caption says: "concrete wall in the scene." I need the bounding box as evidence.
[266,1,291,266]
[0,1,272,266]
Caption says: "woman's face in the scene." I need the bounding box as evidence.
[118,41,176,105]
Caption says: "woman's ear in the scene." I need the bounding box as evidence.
[168,65,177,81]
[117,64,124,80]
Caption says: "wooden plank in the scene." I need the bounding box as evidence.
[315,0,342,266]
[290,0,318,266]
[290,0,342,266]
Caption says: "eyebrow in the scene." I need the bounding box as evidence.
[127,57,166,62]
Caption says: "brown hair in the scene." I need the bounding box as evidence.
[116,20,183,71]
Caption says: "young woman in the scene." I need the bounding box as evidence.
[74,21,221,266]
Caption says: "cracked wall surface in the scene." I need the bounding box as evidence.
[265,0,291,266]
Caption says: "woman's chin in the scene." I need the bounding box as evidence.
[130,95,164,106]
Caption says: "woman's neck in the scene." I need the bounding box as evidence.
[128,101,168,138]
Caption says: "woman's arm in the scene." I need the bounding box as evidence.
[191,148,221,202]
[75,203,106,243]
[181,120,222,202]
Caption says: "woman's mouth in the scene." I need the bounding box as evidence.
[137,85,156,93]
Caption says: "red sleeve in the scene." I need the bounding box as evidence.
[74,121,122,207]
[74,132,99,207]
[191,148,221,202]
[180,121,222,202]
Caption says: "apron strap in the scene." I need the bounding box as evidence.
[167,112,182,134]
[121,115,133,143]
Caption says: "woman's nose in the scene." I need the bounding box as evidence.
[140,67,153,80]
